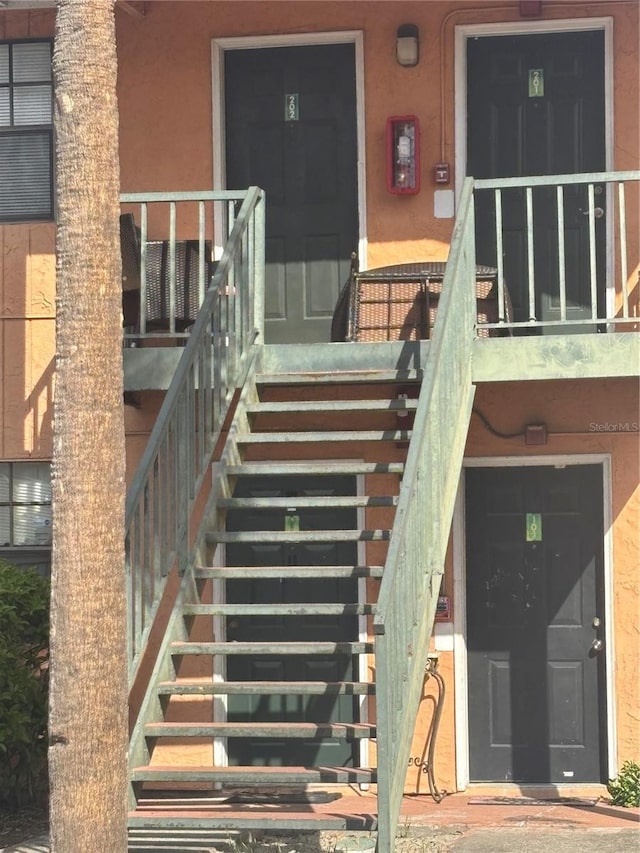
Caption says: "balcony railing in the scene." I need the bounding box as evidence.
[474,170,640,335]
[122,188,265,675]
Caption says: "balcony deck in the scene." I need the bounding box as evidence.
[123,330,639,392]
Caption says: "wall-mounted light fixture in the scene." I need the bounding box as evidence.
[396,24,419,67]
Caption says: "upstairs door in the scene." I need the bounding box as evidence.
[225,44,358,344]
[467,30,606,327]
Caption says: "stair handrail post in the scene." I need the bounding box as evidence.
[253,190,266,344]
[375,177,477,851]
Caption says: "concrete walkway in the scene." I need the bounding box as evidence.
[451,827,638,852]
[3,793,638,852]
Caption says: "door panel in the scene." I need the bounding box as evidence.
[225,475,358,766]
[225,45,358,344]
[466,465,605,783]
[467,31,606,327]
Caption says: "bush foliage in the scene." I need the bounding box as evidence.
[0,559,50,808]
[607,760,640,808]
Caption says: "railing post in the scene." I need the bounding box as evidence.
[253,191,266,343]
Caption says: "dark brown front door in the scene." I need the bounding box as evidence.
[225,475,359,767]
[225,44,358,344]
[467,31,606,326]
[466,465,606,783]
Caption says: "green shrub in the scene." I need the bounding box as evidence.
[0,559,50,808]
[607,760,640,807]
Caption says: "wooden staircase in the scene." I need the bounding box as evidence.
[128,366,423,848]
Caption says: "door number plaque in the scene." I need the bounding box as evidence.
[285,93,299,121]
[526,512,543,542]
[528,69,544,97]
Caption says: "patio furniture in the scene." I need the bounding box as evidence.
[331,257,512,342]
[120,213,215,334]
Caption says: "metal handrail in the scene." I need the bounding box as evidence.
[374,178,477,851]
[123,187,265,676]
[474,170,640,332]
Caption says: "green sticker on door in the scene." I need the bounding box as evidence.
[285,512,300,531]
[526,512,543,542]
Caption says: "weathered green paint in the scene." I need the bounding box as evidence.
[208,529,390,543]
[170,640,374,655]
[373,178,477,852]
[473,333,640,381]
[195,565,384,579]
[182,603,376,616]
[157,681,375,696]
[143,722,375,738]
[131,767,376,784]
[124,188,265,676]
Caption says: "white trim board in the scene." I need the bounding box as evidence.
[211,31,367,266]
[453,454,616,791]
[454,17,616,319]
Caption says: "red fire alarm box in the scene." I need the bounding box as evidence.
[386,116,420,194]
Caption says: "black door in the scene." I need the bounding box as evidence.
[225,475,359,766]
[467,31,606,327]
[466,465,606,783]
[225,44,358,344]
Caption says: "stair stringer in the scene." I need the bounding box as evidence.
[128,564,201,809]
[374,378,475,851]
[374,178,479,852]
[127,351,264,808]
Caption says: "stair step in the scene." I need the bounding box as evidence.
[239,429,411,444]
[183,603,376,617]
[144,722,376,738]
[131,765,377,784]
[208,529,390,544]
[257,369,422,385]
[157,680,375,696]
[225,461,404,476]
[218,495,398,509]
[171,641,374,655]
[129,810,375,834]
[195,565,384,579]
[246,398,418,413]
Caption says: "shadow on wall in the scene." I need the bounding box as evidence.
[28,355,54,456]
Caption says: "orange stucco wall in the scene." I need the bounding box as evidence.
[2,1,638,460]
[1,1,638,790]
[407,377,640,793]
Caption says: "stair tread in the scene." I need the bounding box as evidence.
[239,429,411,443]
[256,369,422,384]
[195,565,384,578]
[247,399,418,413]
[218,495,398,508]
[225,461,404,475]
[157,680,375,695]
[128,810,376,831]
[132,765,376,782]
[144,722,375,737]
[183,603,376,615]
[170,641,374,654]
[209,529,390,543]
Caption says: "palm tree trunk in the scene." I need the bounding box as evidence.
[49,1,127,850]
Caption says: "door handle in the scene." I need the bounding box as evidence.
[590,638,603,654]
[579,206,604,219]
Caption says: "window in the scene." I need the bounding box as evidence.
[0,39,54,222]
[0,461,51,574]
